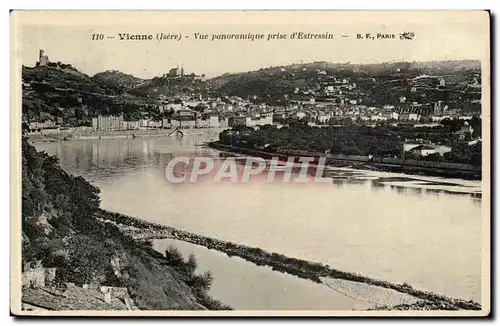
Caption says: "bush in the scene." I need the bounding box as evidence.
[164,245,184,267]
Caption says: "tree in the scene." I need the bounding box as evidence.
[186,253,198,276]
[164,245,184,267]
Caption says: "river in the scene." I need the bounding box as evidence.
[35,134,483,309]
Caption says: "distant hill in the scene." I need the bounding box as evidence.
[128,75,210,98]
[206,60,481,105]
[22,65,147,123]
[92,70,144,89]
[208,60,481,88]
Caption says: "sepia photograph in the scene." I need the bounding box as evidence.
[10,10,490,317]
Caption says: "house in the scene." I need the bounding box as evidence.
[317,112,330,124]
[370,115,388,121]
[124,120,141,130]
[246,115,273,127]
[22,283,138,311]
[209,115,219,128]
[171,119,196,129]
[404,143,452,157]
[408,113,420,121]
[228,116,247,127]
[28,120,56,131]
[22,261,57,289]
[296,111,308,120]
[455,122,474,140]
[387,112,399,120]
[468,138,482,146]
[92,115,124,131]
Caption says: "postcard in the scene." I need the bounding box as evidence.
[10,10,490,317]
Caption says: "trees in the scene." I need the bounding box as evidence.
[186,253,198,276]
[164,245,184,267]
[22,137,102,266]
[220,124,402,157]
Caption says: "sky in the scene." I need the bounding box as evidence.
[14,11,490,79]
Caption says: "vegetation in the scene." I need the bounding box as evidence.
[208,60,481,108]
[21,129,229,310]
[218,120,482,166]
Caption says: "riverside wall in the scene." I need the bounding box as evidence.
[28,128,224,142]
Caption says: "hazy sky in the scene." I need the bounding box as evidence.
[14,11,489,79]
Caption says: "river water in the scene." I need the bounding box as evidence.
[36,134,483,309]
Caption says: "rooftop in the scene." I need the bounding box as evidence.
[22,286,131,311]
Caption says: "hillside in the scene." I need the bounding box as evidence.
[209,60,481,86]
[21,134,230,310]
[129,75,211,98]
[22,65,153,123]
[22,64,213,124]
[92,70,144,89]
[207,60,481,107]
[22,58,482,125]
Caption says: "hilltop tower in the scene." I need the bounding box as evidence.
[38,49,49,66]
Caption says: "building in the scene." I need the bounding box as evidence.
[408,113,420,121]
[434,101,443,116]
[404,143,452,157]
[171,119,196,128]
[386,112,399,120]
[22,261,57,289]
[317,113,330,124]
[37,49,49,67]
[22,282,137,311]
[175,109,197,120]
[456,122,474,140]
[28,120,56,131]
[209,115,219,128]
[219,117,229,128]
[228,116,247,127]
[140,119,162,129]
[246,115,273,127]
[399,112,419,121]
[92,115,124,131]
[296,111,308,120]
[165,64,184,78]
[370,115,387,121]
[196,119,210,128]
[124,120,141,130]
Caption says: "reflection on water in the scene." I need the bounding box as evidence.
[36,135,483,304]
[152,238,419,310]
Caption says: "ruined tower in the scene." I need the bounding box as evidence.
[38,49,49,66]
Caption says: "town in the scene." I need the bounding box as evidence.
[22,50,482,166]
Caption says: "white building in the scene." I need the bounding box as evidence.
[209,115,219,128]
[246,115,273,127]
[404,143,452,157]
[296,111,307,119]
[92,115,124,131]
[408,113,420,121]
[370,115,388,121]
[124,121,141,130]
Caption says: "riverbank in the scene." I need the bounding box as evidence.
[208,142,482,180]
[20,137,231,312]
[97,209,481,311]
[27,128,224,143]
